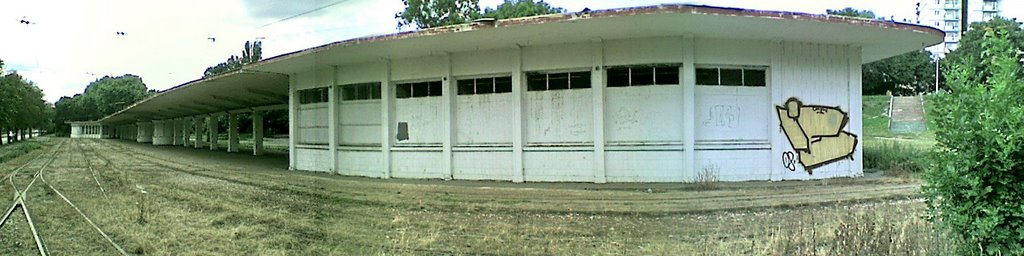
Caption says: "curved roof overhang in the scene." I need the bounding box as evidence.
[246,4,944,75]
[98,70,288,125]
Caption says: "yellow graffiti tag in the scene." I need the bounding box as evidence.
[776,98,858,173]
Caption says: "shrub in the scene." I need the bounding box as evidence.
[863,141,928,176]
[924,28,1024,255]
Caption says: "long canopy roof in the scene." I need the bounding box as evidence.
[98,4,942,125]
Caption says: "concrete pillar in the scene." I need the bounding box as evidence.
[328,72,338,173]
[769,40,784,181]
[511,46,525,183]
[381,59,393,178]
[137,121,153,143]
[183,118,192,147]
[681,35,696,181]
[136,122,145,143]
[288,76,298,169]
[194,116,205,148]
[442,53,454,180]
[848,45,864,177]
[172,119,181,145]
[227,113,239,153]
[208,115,219,151]
[253,111,264,156]
[591,40,607,184]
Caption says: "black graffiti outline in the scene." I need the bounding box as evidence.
[776,97,859,173]
[782,151,797,172]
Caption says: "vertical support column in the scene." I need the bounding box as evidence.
[288,75,299,170]
[135,121,145,143]
[511,45,525,183]
[769,40,785,181]
[227,113,239,152]
[208,114,219,151]
[592,39,607,184]
[380,59,393,179]
[172,119,181,145]
[442,53,455,180]
[183,118,191,147]
[681,35,697,181]
[194,116,205,148]
[328,67,338,173]
[253,110,265,156]
[848,45,864,177]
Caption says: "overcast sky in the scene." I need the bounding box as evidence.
[2,0,1022,103]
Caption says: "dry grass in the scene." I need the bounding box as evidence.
[0,138,952,255]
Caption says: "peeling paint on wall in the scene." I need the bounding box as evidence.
[776,98,858,174]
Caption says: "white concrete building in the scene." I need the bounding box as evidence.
[93,5,942,183]
[69,121,106,139]
[918,0,1002,56]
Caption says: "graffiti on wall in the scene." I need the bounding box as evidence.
[776,98,858,174]
[703,105,739,128]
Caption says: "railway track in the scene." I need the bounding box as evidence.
[1,139,65,256]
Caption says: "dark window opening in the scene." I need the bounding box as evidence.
[654,66,679,85]
[607,67,630,87]
[548,72,569,90]
[396,83,412,98]
[397,80,443,99]
[494,76,512,93]
[696,66,767,87]
[608,64,680,87]
[744,69,766,87]
[719,69,743,86]
[696,68,719,85]
[299,87,329,104]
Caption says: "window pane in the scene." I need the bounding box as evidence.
[457,79,475,95]
[548,73,569,90]
[320,88,329,102]
[607,67,630,87]
[357,84,370,99]
[720,68,743,86]
[428,81,443,96]
[569,71,591,89]
[654,66,679,85]
[630,67,654,86]
[696,68,718,85]
[412,82,428,97]
[397,83,412,98]
[476,78,494,94]
[527,73,546,91]
[371,83,381,99]
[342,87,355,101]
[494,76,512,93]
[744,69,766,87]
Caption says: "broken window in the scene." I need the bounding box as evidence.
[607,64,680,87]
[341,82,381,101]
[298,87,329,104]
[525,71,592,91]
[396,80,443,99]
[696,66,768,87]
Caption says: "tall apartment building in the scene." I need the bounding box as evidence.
[918,0,1002,57]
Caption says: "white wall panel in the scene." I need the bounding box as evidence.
[694,86,770,142]
[391,151,445,179]
[298,104,328,145]
[395,97,443,145]
[296,148,331,172]
[606,151,684,182]
[695,149,771,181]
[523,151,592,182]
[456,93,514,145]
[452,49,515,76]
[336,62,384,85]
[604,37,683,66]
[339,101,381,145]
[337,150,383,177]
[694,39,772,66]
[525,89,593,144]
[453,151,512,180]
[392,55,446,81]
[605,85,684,144]
[522,42,592,71]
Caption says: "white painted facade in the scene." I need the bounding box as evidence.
[285,37,866,182]
[69,122,105,139]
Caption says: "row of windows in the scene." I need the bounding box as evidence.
[696,67,767,87]
[526,71,591,91]
[300,66,767,104]
[396,80,443,98]
[458,76,513,95]
[607,64,680,87]
[341,82,382,101]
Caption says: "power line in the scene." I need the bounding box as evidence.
[256,0,352,29]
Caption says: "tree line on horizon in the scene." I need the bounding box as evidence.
[0,59,51,144]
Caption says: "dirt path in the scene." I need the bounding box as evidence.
[0,137,938,255]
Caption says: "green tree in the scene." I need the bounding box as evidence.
[482,0,562,19]
[826,7,875,19]
[204,41,263,78]
[0,65,52,142]
[943,17,1024,86]
[925,28,1024,255]
[51,74,152,136]
[862,50,937,95]
[396,0,481,29]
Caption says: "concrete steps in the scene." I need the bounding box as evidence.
[889,96,927,134]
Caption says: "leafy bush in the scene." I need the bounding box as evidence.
[863,141,927,176]
[924,28,1024,255]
